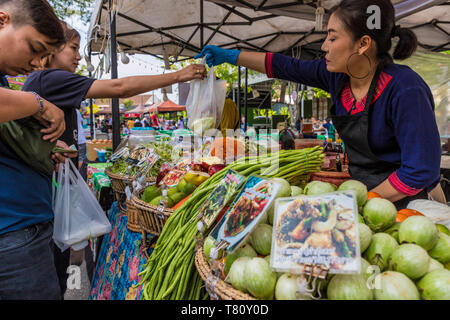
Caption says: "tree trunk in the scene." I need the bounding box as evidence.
[279,81,287,104]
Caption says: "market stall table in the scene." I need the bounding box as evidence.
[89,202,155,300]
[87,163,114,211]
[441,155,450,170]
[441,135,450,153]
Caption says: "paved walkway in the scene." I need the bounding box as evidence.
[64,261,91,300]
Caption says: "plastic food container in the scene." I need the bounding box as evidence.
[96,150,106,162]
[128,128,157,148]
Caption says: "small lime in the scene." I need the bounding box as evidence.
[181,183,197,195]
[142,186,161,203]
[167,187,179,198]
[177,179,187,193]
[169,192,187,205]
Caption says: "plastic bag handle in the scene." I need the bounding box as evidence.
[52,171,56,211]
[63,159,71,244]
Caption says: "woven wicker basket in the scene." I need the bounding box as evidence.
[309,170,351,187]
[105,166,156,192]
[131,190,174,237]
[105,167,156,214]
[105,167,130,214]
[114,191,127,214]
[104,166,132,194]
[125,198,141,233]
[194,246,256,300]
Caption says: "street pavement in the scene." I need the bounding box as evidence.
[64,260,91,300]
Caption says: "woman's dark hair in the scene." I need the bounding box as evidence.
[330,0,418,69]
[60,20,81,43]
[41,21,80,68]
[1,0,65,47]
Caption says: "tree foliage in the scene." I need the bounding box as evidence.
[123,99,134,109]
[170,58,259,94]
[48,0,95,23]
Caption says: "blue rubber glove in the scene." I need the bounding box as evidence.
[194,45,241,67]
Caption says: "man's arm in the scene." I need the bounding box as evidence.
[0,89,66,142]
[0,89,41,122]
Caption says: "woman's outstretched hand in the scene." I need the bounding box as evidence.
[176,64,207,82]
[194,45,241,67]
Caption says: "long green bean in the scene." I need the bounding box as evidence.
[140,147,325,300]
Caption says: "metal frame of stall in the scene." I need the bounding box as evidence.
[88,0,450,151]
[85,0,450,271]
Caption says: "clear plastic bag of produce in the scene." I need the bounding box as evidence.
[407,199,450,229]
[185,58,227,136]
[52,159,112,252]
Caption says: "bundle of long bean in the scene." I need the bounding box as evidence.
[138,147,324,300]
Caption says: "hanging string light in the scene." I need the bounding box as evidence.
[315,0,325,32]
[85,54,96,73]
[86,1,175,78]
[117,43,130,64]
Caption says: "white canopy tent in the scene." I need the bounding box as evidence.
[86,0,449,148]
[88,0,449,61]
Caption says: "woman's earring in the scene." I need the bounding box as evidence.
[346,52,372,79]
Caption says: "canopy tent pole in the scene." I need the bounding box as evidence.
[109,0,120,151]
[300,84,305,119]
[237,66,241,131]
[88,48,95,140]
[244,67,248,132]
[200,0,204,47]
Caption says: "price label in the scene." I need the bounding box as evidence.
[125,186,132,200]
[125,157,139,165]
[161,169,187,188]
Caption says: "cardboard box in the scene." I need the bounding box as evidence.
[87,140,112,162]
[294,139,323,150]
[276,122,286,131]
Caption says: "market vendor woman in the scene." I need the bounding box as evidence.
[195,0,444,209]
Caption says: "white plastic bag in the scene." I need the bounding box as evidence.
[52,159,112,252]
[185,59,227,135]
[407,199,450,229]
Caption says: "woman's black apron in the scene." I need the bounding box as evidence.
[329,67,428,210]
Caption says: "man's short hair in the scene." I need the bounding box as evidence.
[0,0,65,47]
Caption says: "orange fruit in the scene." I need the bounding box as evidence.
[397,208,424,217]
[396,213,408,222]
[367,191,382,200]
